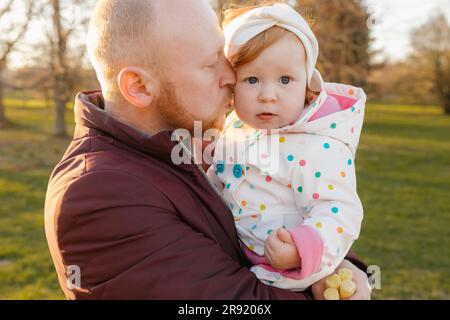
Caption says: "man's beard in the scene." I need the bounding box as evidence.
[155,80,225,135]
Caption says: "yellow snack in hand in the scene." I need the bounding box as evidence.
[339,279,356,299]
[324,288,340,300]
[325,274,342,289]
[338,268,353,281]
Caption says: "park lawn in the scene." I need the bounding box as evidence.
[0,100,449,299]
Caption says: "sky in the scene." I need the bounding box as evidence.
[4,0,450,69]
[364,0,450,61]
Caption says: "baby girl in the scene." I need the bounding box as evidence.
[207,2,366,290]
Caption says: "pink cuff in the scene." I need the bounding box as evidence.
[285,225,324,280]
[242,226,324,281]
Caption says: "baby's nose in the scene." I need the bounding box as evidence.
[258,91,278,103]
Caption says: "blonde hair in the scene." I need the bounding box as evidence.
[222,0,319,97]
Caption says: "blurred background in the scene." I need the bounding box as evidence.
[0,0,449,299]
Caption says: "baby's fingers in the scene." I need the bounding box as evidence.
[277,228,295,245]
[266,232,284,253]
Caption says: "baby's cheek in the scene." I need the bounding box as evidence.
[281,102,304,126]
[234,96,257,125]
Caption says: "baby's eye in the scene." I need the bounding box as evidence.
[246,77,259,84]
[279,76,291,85]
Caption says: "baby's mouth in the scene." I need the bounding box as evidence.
[256,113,277,121]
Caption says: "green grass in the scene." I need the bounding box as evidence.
[0,103,74,299]
[353,104,450,299]
[0,100,449,299]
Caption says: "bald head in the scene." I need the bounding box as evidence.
[87,0,218,101]
[87,0,159,99]
[85,0,233,135]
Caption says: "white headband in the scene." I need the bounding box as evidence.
[224,3,323,91]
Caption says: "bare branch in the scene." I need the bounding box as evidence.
[0,0,35,64]
[0,0,14,19]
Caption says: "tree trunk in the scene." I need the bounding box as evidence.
[52,0,67,137]
[54,80,67,136]
[444,97,450,115]
[0,66,9,127]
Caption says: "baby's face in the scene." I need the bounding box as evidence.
[233,32,308,129]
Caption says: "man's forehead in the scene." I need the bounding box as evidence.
[164,10,224,47]
[156,0,216,26]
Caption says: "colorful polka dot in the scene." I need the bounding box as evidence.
[348,89,354,95]
[324,143,330,149]
[279,137,286,143]
[332,207,339,214]
[226,183,231,189]
[351,106,356,112]
[341,171,346,178]
[299,160,306,167]
[241,200,247,207]
[348,159,353,166]
[265,176,272,183]
[331,123,337,129]
[261,153,269,159]
[251,215,258,219]
[328,184,334,190]
[233,164,243,178]
[260,204,267,211]
[233,120,244,128]
[251,224,257,230]
[238,208,242,214]
[267,229,273,235]
[351,127,355,134]
[313,193,320,199]
[316,222,323,229]
[249,244,255,251]
[315,172,321,178]
[215,162,225,175]
[337,227,344,234]
[297,186,303,193]
[287,184,292,189]
[287,155,294,161]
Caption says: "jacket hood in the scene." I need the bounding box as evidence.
[281,82,366,157]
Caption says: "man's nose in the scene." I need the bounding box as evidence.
[220,59,236,88]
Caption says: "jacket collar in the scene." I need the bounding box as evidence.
[74,90,180,164]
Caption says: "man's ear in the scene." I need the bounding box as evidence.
[117,67,157,108]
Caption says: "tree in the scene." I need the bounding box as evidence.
[297,0,372,88]
[0,0,35,127]
[48,0,95,136]
[410,13,450,115]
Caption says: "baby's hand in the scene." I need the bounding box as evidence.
[264,228,301,270]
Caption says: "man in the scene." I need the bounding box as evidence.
[45,0,371,299]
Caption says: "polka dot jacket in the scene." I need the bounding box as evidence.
[207,83,366,290]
